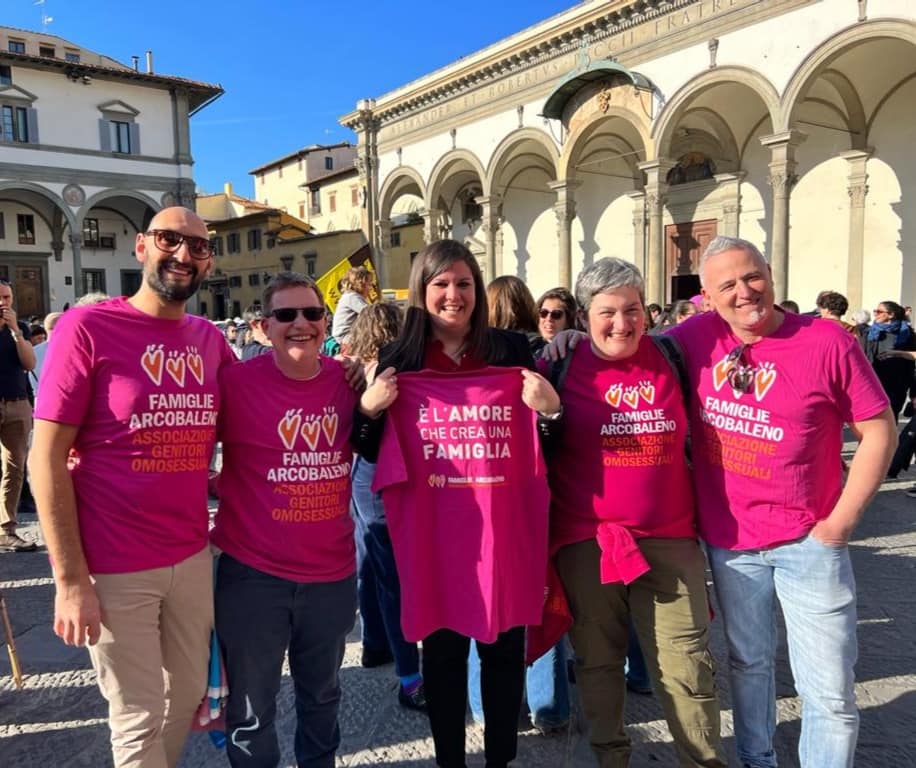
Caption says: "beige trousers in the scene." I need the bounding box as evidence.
[89,546,213,768]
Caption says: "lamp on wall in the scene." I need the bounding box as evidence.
[65,66,91,85]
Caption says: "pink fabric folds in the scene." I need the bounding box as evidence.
[596,522,650,585]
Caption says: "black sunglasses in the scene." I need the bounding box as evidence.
[145,229,214,260]
[539,308,565,321]
[725,344,755,393]
[269,306,327,323]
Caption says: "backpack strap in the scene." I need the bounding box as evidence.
[651,334,690,411]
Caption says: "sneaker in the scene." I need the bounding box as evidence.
[360,647,394,668]
[398,681,428,712]
[531,717,569,736]
[0,533,38,552]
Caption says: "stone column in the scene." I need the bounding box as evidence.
[476,193,502,280]
[376,219,392,251]
[638,160,675,305]
[69,233,82,298]
[841,149,871,312]
[422,209,445,245]
[548,179,582,289]
[760,131,806,302]
[627,191,647,276]
[714,172,745,237]
[352,99,383,285]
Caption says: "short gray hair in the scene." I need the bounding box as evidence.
[851,309,870,325]
[575,257,645,313]
[698,236,767,287]
[74,292,109,307]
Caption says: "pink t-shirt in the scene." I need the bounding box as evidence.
[547,338,696,573]
[35,297,235,574]
[669,311,889,549]
[372,367,550,644]
[211,354,357,582]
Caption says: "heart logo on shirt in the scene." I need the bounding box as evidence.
[165,353,186,387]
[321,412,338,445]
[427,474,446,488]
[712,356,731,392]
[638,381,656,405]
[140,345,164,386]
[277,409,302,451]
[186,347,204,385]
[754,362,777,402]
[622,388,640,409]
[300,419,321,451]
[604,383,622,408]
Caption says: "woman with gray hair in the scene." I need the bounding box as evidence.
[545,257,723,766]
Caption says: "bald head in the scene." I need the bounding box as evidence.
[146,206,208,239]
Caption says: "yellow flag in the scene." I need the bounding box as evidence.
[316,257,353,314]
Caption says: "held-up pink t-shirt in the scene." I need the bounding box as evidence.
[35,297,235,574]
[372,367,550,644]
[211,354,357,582]
[547,338,696,579]
[669,311,889,549]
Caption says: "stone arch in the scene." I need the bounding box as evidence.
[558,105,651,180]
[782,20,916,135]
[0,181,76,231]
[77,188,160,233]
[486,127,559,193]
[378,165,427,222]
[654,66,781,161]
[426,149,488,211]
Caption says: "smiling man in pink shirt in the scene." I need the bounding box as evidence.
[668,236,896,768]
[29,207,235,768]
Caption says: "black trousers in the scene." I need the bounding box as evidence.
[422,626,525,768]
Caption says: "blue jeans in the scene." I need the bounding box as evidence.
[708,536,858,768]
[468,639,571,729]
[215,555,356,768]
[350,456,420,677]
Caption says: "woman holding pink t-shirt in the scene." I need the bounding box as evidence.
[547,258,724,767]
[355,239,561,768]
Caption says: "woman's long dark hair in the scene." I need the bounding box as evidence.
[383,240,489,371]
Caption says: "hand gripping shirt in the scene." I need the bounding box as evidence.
[34,297,236,574]
[669,311,889,549]
[211,354,357,582]
[372,367,550,644]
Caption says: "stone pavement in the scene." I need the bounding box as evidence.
[3,468,916,767]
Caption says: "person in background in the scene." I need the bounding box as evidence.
[345,302,427,711]
[28,324,46,346]
[481,275,571,733]
[0,278,37,552]
[779,300,800,314]
[331,266,373,347]
[863,300,915,419]
[818,292,856,334]
[537,287,578,344]
[240,305,272,360]
[646,303,663,328]
[488,275,544,355]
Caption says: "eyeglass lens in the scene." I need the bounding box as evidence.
[271,307,326,322]
[148,229,213,259]
[539,309,564,320]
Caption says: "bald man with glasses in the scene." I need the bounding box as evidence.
[30,207,236,768]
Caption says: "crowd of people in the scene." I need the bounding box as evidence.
[0,205,905,768]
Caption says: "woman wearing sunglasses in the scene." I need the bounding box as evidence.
[355,240,560,768]
[536,287,577,343]
[212,272,359,768]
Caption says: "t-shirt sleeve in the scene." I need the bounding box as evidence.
[828,329,889,423]
[371,406,408,493]
[33,311,94,426]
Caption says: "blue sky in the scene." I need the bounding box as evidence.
[7,0,575,198]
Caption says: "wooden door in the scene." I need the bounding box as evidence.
[665,219,717,301]
[14,265,44,318]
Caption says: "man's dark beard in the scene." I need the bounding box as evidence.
[145,259,204,302]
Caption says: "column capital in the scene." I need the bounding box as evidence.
[376,219,392,250]
[421,208,445,244]
[69,233,83,247]
[547,179,583,198]
[759,130,808,150]
[638,158,677,179]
